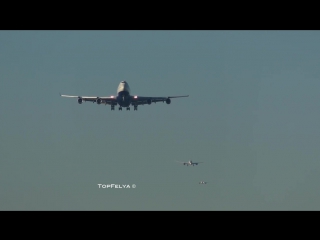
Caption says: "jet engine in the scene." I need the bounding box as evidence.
[96,98,102,104]
[166,98,171,104]
[147,99,152,105]
[78,98,83,104]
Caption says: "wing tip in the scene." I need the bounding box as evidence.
[168,95,189,98]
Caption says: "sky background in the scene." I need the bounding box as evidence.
[1,30,320,210]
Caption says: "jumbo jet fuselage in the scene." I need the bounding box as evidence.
[115,81,171,108]
[116,81,131,107]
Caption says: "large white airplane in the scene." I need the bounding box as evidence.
[175,160,203,166]
[60,81,188,111]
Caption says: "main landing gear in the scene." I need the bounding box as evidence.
[110,105,137,111]
[117,107,130,110]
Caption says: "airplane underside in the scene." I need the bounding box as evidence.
[112,91,138,110]
[111,104,138,111]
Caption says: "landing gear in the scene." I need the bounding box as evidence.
[134,106,138,111]
[111,105,115,110]
[126,107,130,110]
[119,107,122,111]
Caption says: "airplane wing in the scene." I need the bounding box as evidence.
[131,95,189,105]
[60,94,117,105]
[175,161,187,165]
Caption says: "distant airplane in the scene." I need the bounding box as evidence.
[60,81,189,111]
[175,160,203,166]
[199,181,207,184]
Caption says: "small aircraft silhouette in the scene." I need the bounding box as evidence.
[175,160,203,166]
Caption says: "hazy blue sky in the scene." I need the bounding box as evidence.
[1,30,320,210]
